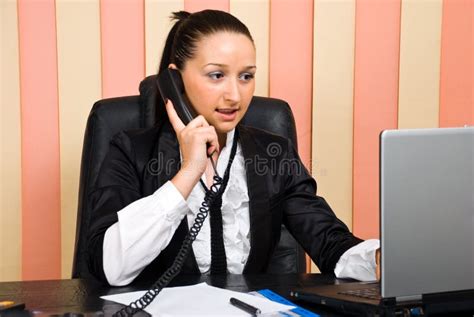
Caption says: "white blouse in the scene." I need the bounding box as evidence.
[186,129,250,274]
[102,129,379,286]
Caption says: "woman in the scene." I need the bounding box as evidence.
[87,9,379,286]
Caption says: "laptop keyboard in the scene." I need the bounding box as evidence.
[338,285,381,300]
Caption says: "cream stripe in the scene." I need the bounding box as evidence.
[311,0,355,273]
[312,0,355,228]
[398,0,442,128]
[230,0,269,97]
[145,0,184,76]
[0,0,22,282]
[56,0,102,278]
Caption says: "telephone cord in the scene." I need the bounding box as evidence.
[113,158,222,317]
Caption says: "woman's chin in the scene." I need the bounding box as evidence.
[214,122,239,135]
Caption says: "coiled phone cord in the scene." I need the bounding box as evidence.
[113,131,238,317]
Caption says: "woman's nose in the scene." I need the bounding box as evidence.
[223,78,240,103]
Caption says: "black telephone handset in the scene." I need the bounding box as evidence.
[157,68,197,125]
[157,68,217,157]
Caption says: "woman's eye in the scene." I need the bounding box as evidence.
[239,73,255,81]
[208,72,224,80]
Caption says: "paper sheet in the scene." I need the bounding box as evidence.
[101,282,295,316]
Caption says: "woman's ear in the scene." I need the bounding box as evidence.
[168,63,178,70]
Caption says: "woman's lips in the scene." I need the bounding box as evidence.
[215,109,238,121]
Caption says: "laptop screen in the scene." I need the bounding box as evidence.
[380,127,473,298]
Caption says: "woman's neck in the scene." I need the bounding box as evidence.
[218,133,227,151]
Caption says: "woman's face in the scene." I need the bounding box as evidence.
[175,31,256,135]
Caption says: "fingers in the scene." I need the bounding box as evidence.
[165,99,185,132]
[206,127,219,155]
[206,132,219,157]
[186,114,210,129]
[190,126,220,155]
[165,99,210,132]
[166,100,219,163]
[208,146,219,159]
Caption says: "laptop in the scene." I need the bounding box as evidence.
[290,127,474,316]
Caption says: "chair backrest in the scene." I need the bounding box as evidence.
[72,75,306,278]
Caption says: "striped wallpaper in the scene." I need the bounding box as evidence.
[1,0,472,281]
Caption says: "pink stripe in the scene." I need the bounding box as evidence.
[184,0,229,13]
[353,0,401,239]
[269,0,313,170]
[439,0,474,127]
[18,0,61,280]
[101,0,145,98]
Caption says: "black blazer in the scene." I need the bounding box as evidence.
[87,120,362,285]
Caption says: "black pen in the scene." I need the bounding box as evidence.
[229,297,261,316]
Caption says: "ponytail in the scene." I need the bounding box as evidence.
[158,11,190,74]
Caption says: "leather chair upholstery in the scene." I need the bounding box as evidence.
[72,75,306,279]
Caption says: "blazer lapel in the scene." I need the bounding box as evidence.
[149,121,200,274]
[238,125,272,273]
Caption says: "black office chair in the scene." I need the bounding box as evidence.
[72,75,306,279]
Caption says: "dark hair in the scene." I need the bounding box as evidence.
[158,10,254,73]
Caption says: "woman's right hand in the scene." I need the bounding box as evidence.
[166,100,219,199]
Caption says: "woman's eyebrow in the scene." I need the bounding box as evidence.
[204,63,257,70]
[204,63,226,67]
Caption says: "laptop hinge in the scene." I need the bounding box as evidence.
[395,294,422,303]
